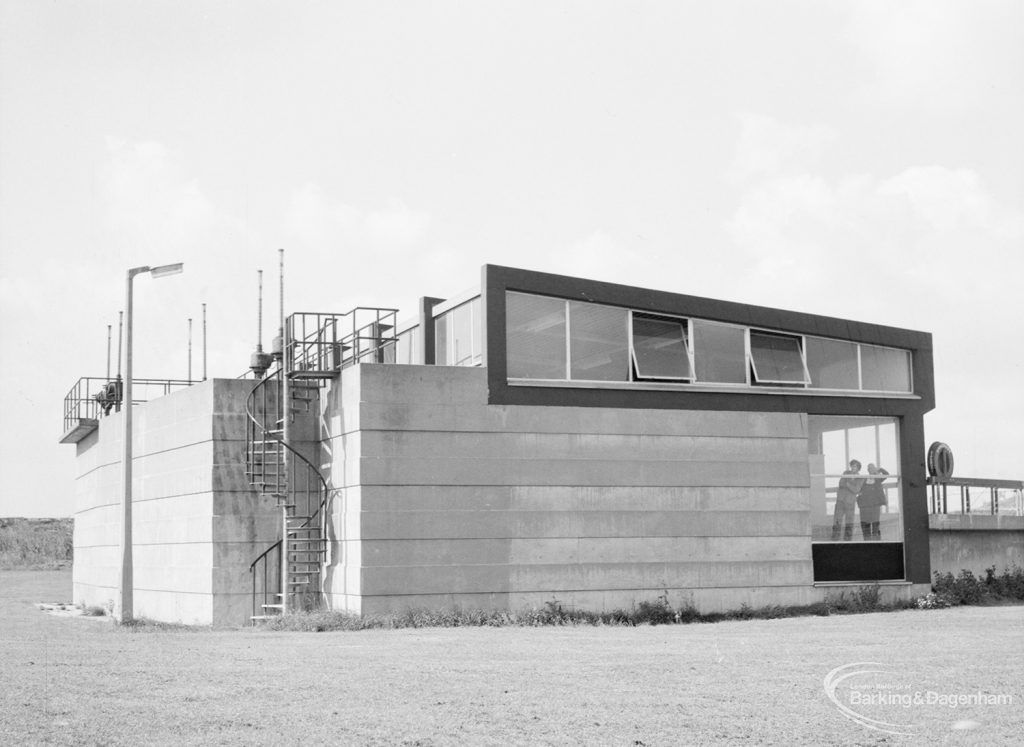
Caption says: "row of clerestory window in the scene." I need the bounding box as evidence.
[506,291,912,393]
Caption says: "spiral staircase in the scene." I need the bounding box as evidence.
[246,308,398,622]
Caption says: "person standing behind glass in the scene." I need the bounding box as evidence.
[858,464,889,541]
[832,459,865,541]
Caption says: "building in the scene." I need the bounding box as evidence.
[62,264,1006,626]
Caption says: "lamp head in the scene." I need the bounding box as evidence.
[150,262,184,278]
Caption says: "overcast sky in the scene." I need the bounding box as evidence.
[1,1,1021,518]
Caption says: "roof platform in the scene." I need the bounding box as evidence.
[60,418,98,444]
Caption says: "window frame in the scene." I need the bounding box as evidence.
[628,310,694,382]
[748,328,811,387]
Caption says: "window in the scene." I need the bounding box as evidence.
[806,337,859,390]
[692,320,747,384]
[503,291,914,397]
[861,344,911,393]
[506,292,567,379]
[749,331,809,385]
[808,416,903,543]
[808,415,904,581]
[435,297,482,367]
[631,313,692,381]
[395,326,420,365]
[569,301,629,381]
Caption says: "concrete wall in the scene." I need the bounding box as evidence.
[71,379,277,626]
[323,364,916,615]
[929,514,1024,577]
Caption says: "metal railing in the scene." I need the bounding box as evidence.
[62,376,195,434]
[287,308,398,374]
[928,477,1024,516]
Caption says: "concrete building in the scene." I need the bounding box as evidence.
[61,265,1020,625]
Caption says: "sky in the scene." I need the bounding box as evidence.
[1,1,1021,518]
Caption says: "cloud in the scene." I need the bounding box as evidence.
[726,114,837,185]
[844,1,1024,107]
[100,138,214,252]
[286,184,430,253]
[878,166,1024,239]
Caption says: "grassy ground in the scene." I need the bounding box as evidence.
[0,517,73,570]
[2,571,1021,745]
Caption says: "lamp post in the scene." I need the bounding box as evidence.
[118,262,184,624]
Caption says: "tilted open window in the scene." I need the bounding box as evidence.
[630,313,692,381]
[749,330,810,386]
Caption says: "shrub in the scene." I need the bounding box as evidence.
[931,570,990,605]
[824,584,884,614]
[984,565,1024,601]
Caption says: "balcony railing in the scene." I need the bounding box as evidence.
[928,476,1024,517]
[61,376,195,441]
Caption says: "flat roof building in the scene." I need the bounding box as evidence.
[64,264,949,625]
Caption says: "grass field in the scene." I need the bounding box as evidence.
[2,571,1021,745]
[0,517,73,570]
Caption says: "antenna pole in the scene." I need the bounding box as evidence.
[188,318,193,383]
[106,324,112,381]
[117,311,124,378]
[257,270,264,350]
[279,247,284,355]
[202,303,207,381]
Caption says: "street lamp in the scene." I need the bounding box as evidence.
[117,262,184,624]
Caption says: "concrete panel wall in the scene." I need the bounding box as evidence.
[71,379,276,626]
[324,364,822,615]
[929,515,1024,577]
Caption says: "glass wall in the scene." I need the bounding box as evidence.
[394,325,420,365]
[505,290,914,395]
[808,415,903,543]
[569,301,628,381]
[435,297,483,367]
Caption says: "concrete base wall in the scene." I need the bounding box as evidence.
[71,379,277,626]
[324,364,821,616]
[929,515,1024,577]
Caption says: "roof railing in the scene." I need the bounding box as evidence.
[61,376,196,440]
[928,476,1024,516]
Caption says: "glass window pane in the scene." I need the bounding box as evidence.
[632,315,691,379]
[569,301,628,381]
[451,302,474,366]
[506,292,567,379]
[808,415,902,547]
[692,320,747,384]
[470,297,482,366]
[750,332,807,384]
[861,345,911,392]
[396,326,419,365]
[806,337,859,390]
[434,314,448,365]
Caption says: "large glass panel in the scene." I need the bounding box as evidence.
[470,297,482,366]
[631,314,691,380]
[749,331,808,384]
[434,314,447,365]
[506,292,567,379]
[395,326,420,365]
[569,301,628,381]
[861,344,912,392]
[808,415,903,544]
[806,336,859,390]
[692,320,747,384]
[450,301,474,366]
